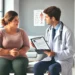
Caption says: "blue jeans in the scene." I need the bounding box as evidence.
[33,58,61,75]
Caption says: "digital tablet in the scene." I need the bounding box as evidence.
[31,36,51,51]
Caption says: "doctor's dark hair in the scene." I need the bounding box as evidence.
[44,6,61,21]
[1,11,18,26]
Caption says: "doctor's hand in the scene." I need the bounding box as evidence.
[44,51,56,57]
[9,48,19,57]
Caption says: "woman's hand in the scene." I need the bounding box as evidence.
[9,48,19,57]
[44,51,56,57]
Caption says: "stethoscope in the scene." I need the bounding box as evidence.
[47,21,64,43]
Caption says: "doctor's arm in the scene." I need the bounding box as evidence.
[56,30,75,60]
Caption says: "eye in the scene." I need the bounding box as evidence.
[13,19,19,22]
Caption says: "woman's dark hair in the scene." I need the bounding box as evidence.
[44,6,61,21]
[1,11,18,26]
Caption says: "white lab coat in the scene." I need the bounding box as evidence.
[44,23,74,75]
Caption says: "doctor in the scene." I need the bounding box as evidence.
[33,6,74,75]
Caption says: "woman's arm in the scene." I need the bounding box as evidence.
[18,29,30,56]
[0,30,19,57]
[0,48,10,56]
[0,48,20,57]
[0,30,11,56]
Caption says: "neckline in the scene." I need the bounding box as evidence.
[3,28,20,35]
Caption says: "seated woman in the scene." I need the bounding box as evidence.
[0,11,30,75]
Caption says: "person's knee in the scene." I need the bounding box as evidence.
[33,61,47,74]
[12,57,28,75]
[0,58,11,75]
[12,57,28,69]
[34,63,39,70]
[49,65,55,73]
[33,62,42,72]
[0,58,11,70]
[48,63,61,74]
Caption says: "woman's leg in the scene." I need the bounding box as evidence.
[0,58,12,75]
[12,57,28,75]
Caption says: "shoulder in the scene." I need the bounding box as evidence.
[63,25,71,32]
[18,28,25,33]
[18,28,28,35]
[63,25,72,36]
[0,28,4,36]
[46,26,51,32]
